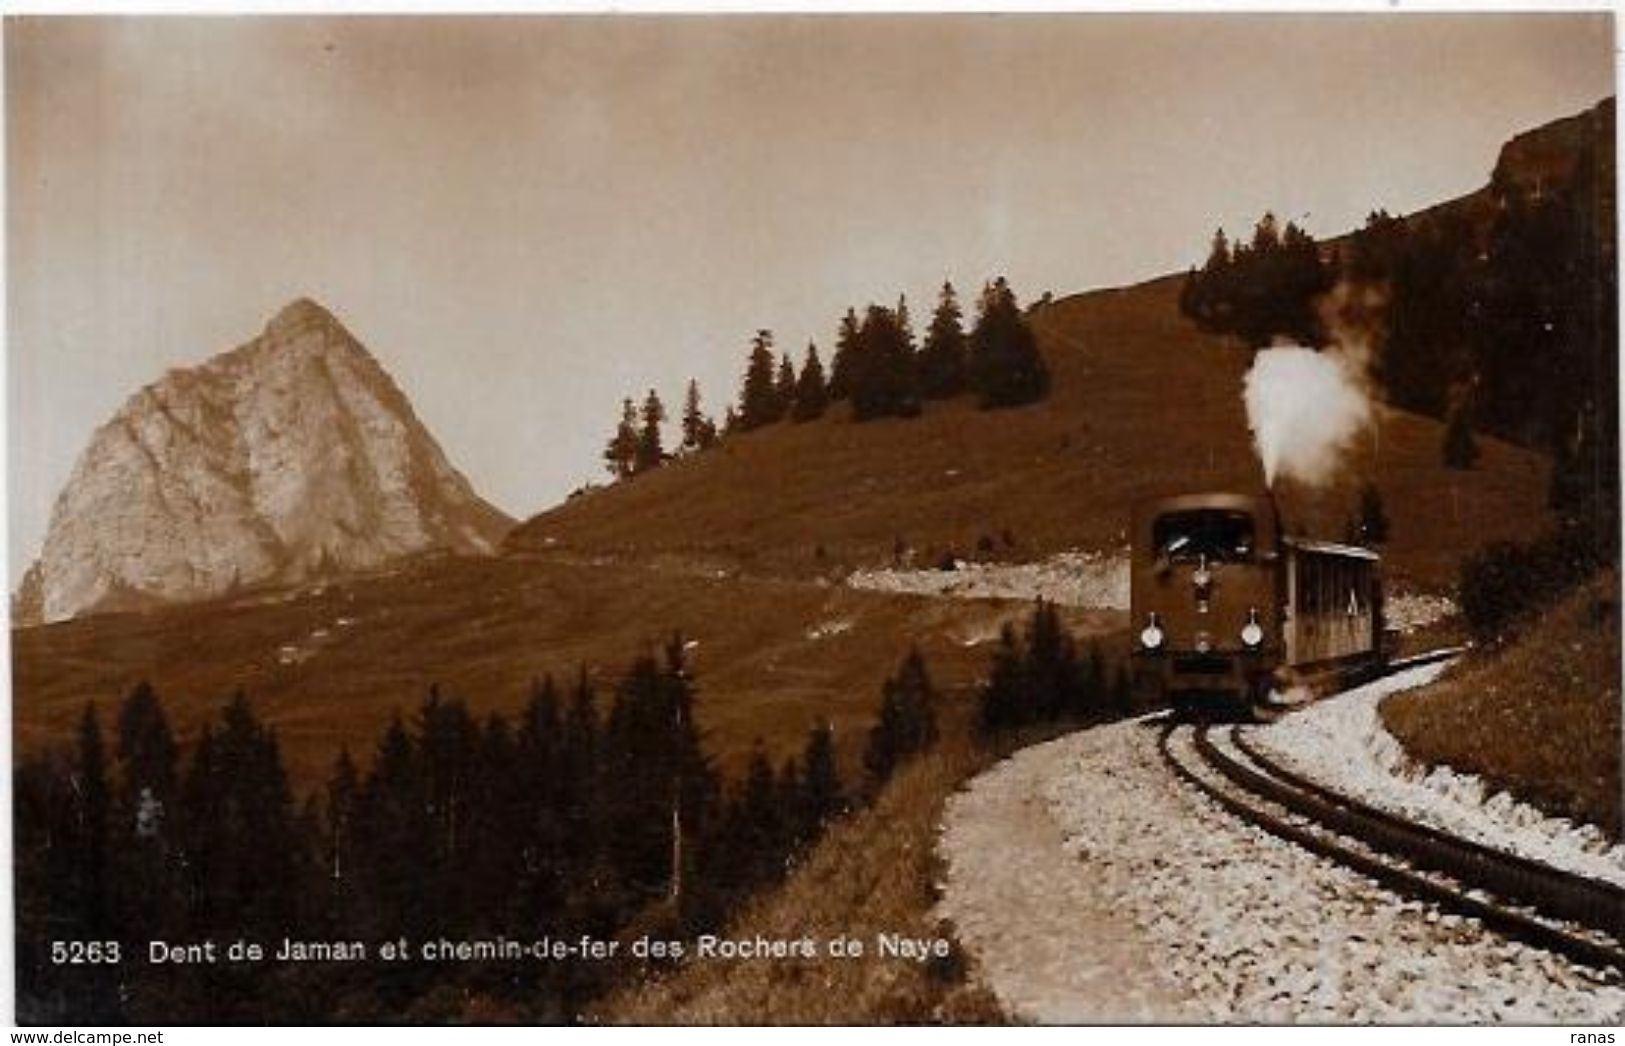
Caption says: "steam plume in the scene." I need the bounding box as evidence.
[1244,280,1382,488]
[1244,346,1370,487]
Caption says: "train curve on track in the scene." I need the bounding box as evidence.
[936,664,1625,1023]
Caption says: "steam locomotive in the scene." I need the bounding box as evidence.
[1130,491,1389,716]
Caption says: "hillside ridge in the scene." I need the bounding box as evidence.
[503,101,1617,589]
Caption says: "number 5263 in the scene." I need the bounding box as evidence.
[51,940,121,964]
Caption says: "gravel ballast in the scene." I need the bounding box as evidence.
[1253,662,1625,889]
[938,708,1625,1023]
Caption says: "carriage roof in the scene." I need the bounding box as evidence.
[1282,536,1380,562]
[1136,491,1270,517]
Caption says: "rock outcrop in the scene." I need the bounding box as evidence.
[16,297,512,624]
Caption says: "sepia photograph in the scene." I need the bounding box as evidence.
[5,9,1620,1027]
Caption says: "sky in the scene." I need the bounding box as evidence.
[5,13,1615,577]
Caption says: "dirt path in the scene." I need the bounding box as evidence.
[936,733,1195,1022]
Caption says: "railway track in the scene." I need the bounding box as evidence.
[1158,693,1625,975]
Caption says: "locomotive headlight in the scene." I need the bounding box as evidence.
[1240,608,1264,649]
[1139,612,1165,651]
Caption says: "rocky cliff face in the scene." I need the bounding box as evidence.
[16,298,513,625]
[1494,96,1614,194]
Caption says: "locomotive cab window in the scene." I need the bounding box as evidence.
[1152,510,1256,563]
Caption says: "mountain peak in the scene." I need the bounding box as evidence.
[265,296,341,339]
[18,302,513,624]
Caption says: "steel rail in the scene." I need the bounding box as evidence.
[1229,727,1625,935]
[1156,721,1625,974]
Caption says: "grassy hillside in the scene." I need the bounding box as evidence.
[510,274,1551,592]
[11,551,1118,789]
[1381,568,1622,839]
[598,730,1004,1024]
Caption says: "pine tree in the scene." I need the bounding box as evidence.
[558,670,600,881]
[850,304,922,421]
[187,694,302,937]
[1180,216,1331,346]
[1180,228,1233,330]
[799,722,844,828]
[1251,211,1282,254]
[1277,220,1334,344]
[919,281,968,399]
[978,623,1027,733]
[896,646,939,748]
[738,741,786,885]
[828,308,860,402]
[1369,214,1469,418]
[111,683,180,944]
[635,389,667,474]
[791,343,829,422]
[680,379,718,454]
[354,711,432,937]
[968,277,1050,409]
[178,723,219,928]
[776,756,806,853]
[511,676,565,923]
[1025,600,1080,720]
[74,703,111,935]
[892,302,922,415]
[601,637,717,911]
[1177,266,1200,323]
[115,681,178,836]
[467,712,527,929]
[17,750,122,1021]
[520,676,564,769]
[863,647,939,788]
[896,293,918,362]
[323,747,364,936]
[977,603,1109,731]
[603,397,639,480]
[774,353,797,421]
[663,635,717,915]
[325,748,359,889]
[416,686,481,922]
[737,330,780,431]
